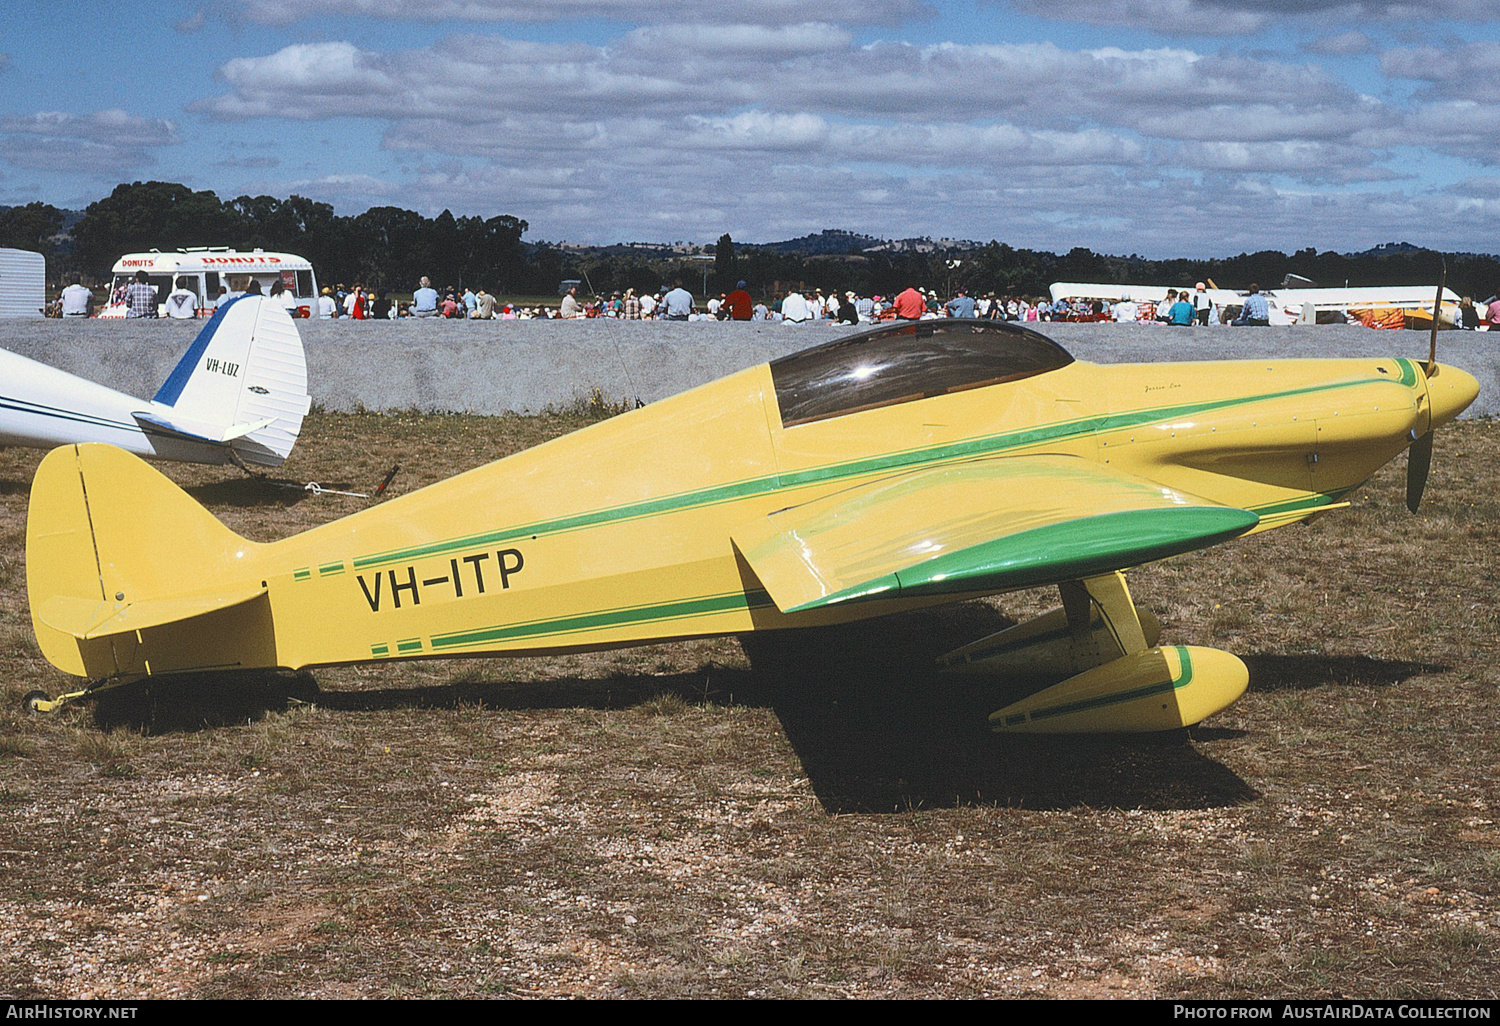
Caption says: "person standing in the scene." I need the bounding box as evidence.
[165,276,199,319]
[59,276,93,317]
[317,287,337,318]
[124,270,159,319]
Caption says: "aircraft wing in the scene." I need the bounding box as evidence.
[732,455,1259,614]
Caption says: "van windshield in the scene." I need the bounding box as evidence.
[109,274,176,305]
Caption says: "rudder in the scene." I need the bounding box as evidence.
[27,444,276,679]
[142,295,312,467]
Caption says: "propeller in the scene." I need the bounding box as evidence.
[1406,429,1433,513]
[1407,258,1446,513]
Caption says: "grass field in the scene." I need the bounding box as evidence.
[0,411,1495,998]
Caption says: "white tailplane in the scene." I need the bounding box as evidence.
[0,296,311,467]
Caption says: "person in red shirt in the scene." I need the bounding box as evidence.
[892,286,926,320]
[724,280,753,321]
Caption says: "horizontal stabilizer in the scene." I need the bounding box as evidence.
[27,444,277,679]
[734,455,1259,613]
[38,585,267,640]
[132,408,277,445]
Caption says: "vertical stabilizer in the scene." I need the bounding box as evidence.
[27,444,277,679]
[137,296,312,467]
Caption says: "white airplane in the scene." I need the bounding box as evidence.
[1048,281,1464,326]
[0,296,311,468]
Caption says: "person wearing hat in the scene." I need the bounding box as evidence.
[945,287,975,319]
[1192,282,1214,325]
[317,286,337,319]
[724,280,753,320]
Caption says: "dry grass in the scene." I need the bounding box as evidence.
[0,413,1495,998]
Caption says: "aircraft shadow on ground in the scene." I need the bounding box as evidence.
[84,603,1248,814]
[1242,653,1446,692]
[183,476,364,508]
[87,606,1442,813]
[0,477,31,497]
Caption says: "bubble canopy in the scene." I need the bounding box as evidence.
[768,319,1076,427]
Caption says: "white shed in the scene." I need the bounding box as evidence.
[0,248,45,318]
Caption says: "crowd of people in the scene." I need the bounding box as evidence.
[48,270,1500,330]
[308,277,1166,325]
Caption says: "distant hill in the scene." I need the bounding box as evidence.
[755,228,984,256]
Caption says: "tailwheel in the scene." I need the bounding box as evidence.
[21,675,145,714]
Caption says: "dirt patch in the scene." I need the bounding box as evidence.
[0,413,1495,998]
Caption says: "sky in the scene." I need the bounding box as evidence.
[4,0,1500,257]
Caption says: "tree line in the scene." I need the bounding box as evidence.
[4,181,1499,301]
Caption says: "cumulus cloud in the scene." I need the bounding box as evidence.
[339,152,1493,257]
[0,137,156,175]
[0,109,178,146]
[215,155,280,168]
[1009,0,1500,35]
[1383,43,1500,102]
[231,0,930,26]
[0,110,179,174]
[1302,29,1372,55]
[166,11,1500,254]
[198,35,1382,139]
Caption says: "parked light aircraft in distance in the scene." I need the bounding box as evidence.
[1048,281,1464,326]
[1,296,311,468]
[24,319,1478,731]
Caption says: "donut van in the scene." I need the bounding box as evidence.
[101,248,318,318]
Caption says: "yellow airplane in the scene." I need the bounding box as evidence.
[24,319,1478,732]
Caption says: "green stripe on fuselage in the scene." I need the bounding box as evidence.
[346,370,1409,572]
[426,588,775,653]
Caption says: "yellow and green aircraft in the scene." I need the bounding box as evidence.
[24,320,1478,731]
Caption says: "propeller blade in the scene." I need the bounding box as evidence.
[1407,430,1434,513]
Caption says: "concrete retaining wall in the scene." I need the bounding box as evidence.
[4,317,1496,418]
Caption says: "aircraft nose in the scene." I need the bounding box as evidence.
[1426,363,1480,430]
